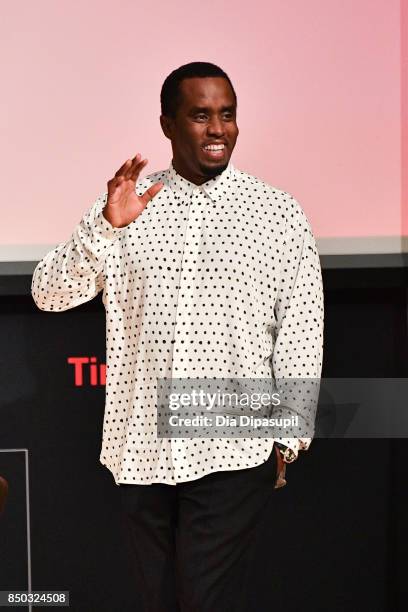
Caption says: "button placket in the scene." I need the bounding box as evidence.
[170,188,205,477]
[172,188,205,373]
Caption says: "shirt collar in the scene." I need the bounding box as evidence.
[164,158,236,202]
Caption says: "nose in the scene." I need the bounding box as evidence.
[207,116,225,136]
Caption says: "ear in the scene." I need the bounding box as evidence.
[160,115,173,140]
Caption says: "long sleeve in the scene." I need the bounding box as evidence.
[31,192,126,312]
[271,197,324,458]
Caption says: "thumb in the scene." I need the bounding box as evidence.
[140,182,164,206]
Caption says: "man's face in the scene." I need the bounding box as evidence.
[160,76,239,185]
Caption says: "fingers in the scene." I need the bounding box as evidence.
[129,158,148,181]
[123,153,142,179]
[110,155,162,204]
[140,182,164,206]
[107,173,124,195]
[114,153,145,181]
[114,157,135,178]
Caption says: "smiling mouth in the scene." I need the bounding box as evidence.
[202,144,226,159]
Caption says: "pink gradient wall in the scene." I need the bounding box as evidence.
[0,0,404,256]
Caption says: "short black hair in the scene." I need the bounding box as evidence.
[160,61,237,119]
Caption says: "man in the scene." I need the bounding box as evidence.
[32,61,324,611]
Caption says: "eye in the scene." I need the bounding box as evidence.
[193,111,234,121]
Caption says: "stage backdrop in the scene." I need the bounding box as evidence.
[0,0,406,260]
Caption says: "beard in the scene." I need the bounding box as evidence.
[198,159,229,178]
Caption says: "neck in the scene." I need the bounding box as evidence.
[172,158,226,186]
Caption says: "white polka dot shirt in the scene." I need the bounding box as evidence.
[31,159,324,485]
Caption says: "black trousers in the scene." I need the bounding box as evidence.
[118,448,279,612]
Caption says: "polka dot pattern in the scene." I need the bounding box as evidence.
[31,159,324,485]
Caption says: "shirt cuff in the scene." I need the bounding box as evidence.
[93,206,128,241]
[298,437,312,451]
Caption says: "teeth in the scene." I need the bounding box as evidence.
[204,144,224,150]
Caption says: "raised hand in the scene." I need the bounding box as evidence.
[103,153,164,228]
